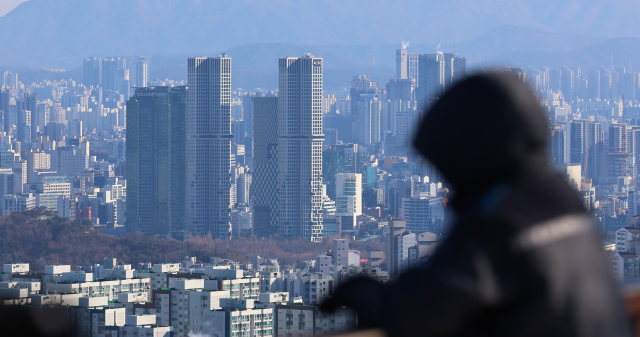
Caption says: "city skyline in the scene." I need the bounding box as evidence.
[0,2,639,337]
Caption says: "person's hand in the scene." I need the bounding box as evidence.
[320,276,387,330]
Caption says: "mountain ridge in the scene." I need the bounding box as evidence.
[1,0,640,68]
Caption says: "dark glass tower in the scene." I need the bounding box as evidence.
[25,92,37,142]
[0,89,9,133]
[125,86,188,236]
[252,96,279,237]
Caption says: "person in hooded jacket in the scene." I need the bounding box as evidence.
[320,72,631,337]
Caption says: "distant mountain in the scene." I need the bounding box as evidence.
[2,0,640,91]
[2,0,640,69]
[483,37,640,71]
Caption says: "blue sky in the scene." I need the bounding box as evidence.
[0,0,26,17]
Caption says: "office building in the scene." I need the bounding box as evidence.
[252,97,279,237]
[34,174,71,211]
[125,86,188,236]
[417,54,445,107]
[335,173,362,232]
[400,195,443,233]
[0,169,15,196]
[187,55,233,238]
[322,144,368,200]
[278,54,324,241]
[385,219,414,277]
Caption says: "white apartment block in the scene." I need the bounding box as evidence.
[153,280,231,336]
[204,298,274,337]
[616,227,640,252]
[273,304,355,337]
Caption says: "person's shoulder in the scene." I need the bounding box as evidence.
[493,173,587,230]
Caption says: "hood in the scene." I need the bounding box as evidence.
[413,72,549,198]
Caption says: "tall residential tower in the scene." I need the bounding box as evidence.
[278,54,324,242]
[187,55,233,238]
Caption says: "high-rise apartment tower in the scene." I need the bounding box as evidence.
[278,54,324,242]
[187,55,233,238]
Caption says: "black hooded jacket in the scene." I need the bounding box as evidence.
[321,73,630,337]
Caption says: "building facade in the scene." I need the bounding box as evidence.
[335,173,362,232]
[187,55,233,238]
[277,55,324,241]
[125,86,188,236]
[252,97,279,237]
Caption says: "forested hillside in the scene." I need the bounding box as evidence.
[0,208,382,271]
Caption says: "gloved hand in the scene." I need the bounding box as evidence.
[320,276,387,330]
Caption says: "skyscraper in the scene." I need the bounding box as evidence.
[278,54,324,242]
[0,89,9,133]
[569,120,603,182]
[187,55,233,238]
[396,48,408,80]
[102,57,128,92]
[442,53,462,91]
[125,86,188,236]
[83,57,102,88]
[452,55,467,83]
[559,66,574,102]
[252,96,279,237]
[135,56,151,88]
[549,124,566,165]
[357,94,382,145]
[349,75,379,118]
[609,123,630,177]
[407,53,419,86]
[417,54,445,107]
[322,144,368,200]
[25,92,37,142]
[16,93,35,143]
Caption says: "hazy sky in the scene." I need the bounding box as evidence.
[0,0,27,17]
